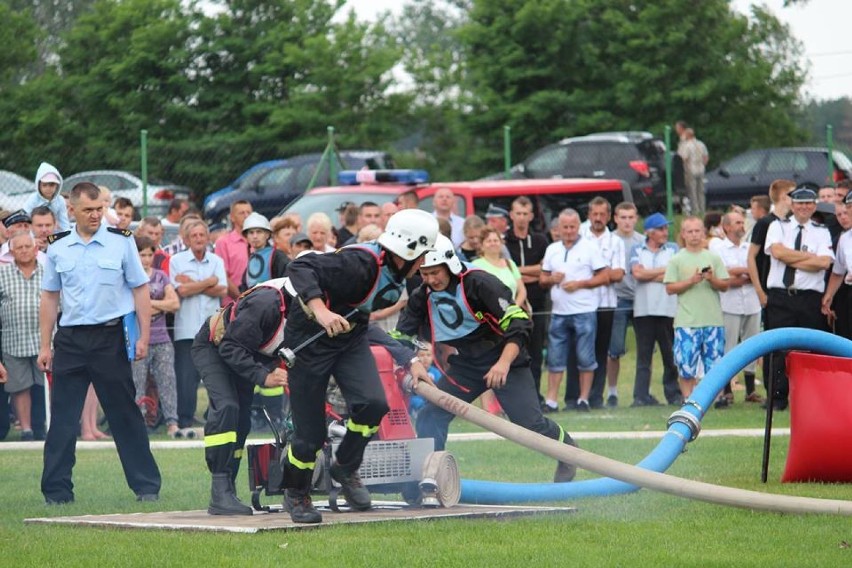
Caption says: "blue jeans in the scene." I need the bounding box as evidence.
[546,312,597,372]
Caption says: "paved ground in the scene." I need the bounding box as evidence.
[25,502,576,533]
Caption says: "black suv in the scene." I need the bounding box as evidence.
[494,131,678,213]
[704,147,852,209]
[204,150,394,223]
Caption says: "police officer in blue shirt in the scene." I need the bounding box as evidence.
[37,182,161,505]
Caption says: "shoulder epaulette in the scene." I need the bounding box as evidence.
[108,227,133,237]
[47,231,71,244]
[810,220,825,228]
[780,217,792,223]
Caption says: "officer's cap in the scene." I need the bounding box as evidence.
[484,204,509,219]
[790,187,817,203]
[844,191,852,205]
[3,209,31,228]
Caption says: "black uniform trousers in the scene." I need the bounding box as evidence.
[632,316,681,404]
[41,324,161,502]
[765,289,828,401]
[832,284,852,340]
[283,332,389,491]
[417,356,563,452]
[191,326,254,478]
[528,307,549,405]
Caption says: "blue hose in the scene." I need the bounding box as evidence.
[460,328,852,504]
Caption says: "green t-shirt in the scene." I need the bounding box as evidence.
[471,257,521,297]
[663,248,729,328]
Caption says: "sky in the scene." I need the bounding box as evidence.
[342,0,852,101]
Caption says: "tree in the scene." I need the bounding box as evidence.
[448,0,808,174]
[0,2,38,88]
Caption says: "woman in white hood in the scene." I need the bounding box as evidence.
[25,162,70,232]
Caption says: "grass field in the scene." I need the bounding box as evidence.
[4,329,849,567]
[3,432,852,567]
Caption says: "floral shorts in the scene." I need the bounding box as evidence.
[674,326,725,379]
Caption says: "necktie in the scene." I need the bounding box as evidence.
[782,225,803,288]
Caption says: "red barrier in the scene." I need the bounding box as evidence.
[782,352,852,483]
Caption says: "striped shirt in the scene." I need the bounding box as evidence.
[0,262,43,357]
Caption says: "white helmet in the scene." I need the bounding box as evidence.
[378,209,438,261]
[421,234,463,275]
[242,212,272,235]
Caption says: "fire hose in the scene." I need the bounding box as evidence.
[413,328,852,516]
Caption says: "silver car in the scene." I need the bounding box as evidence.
[64,170,193,218]
[0,170,36,212]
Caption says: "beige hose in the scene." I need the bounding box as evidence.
[416,382,852,516]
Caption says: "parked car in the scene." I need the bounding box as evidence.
[704,147,852,209]
[64,170,193,218]
[0,170,35,212]
[202,159,287,211]
[485,131,679,213]
[280,171,632,235]
[204,150,395,224]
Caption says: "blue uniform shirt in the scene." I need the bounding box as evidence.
[42,224,147,326]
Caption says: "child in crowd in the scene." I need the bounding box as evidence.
[25,162,70,231]
[132,236,181,437]
[407,345,442,420]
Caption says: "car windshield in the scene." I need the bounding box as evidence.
[279,191,398,223]
[564,143,639,169]
[278,191,397,226]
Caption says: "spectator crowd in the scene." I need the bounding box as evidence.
[1,155,851,511]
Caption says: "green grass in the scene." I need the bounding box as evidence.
[5,323,837,567]
[4,435,852,567]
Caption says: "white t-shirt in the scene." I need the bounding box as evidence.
[832,230,852,284]
[709,237,761,315]
[542,237,606,315]
[764,218,834,292]
[580,226,625,309]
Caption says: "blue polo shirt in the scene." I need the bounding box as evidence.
[42,224,147,326]
[629,240,679,318]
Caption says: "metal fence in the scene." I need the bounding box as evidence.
[2,123,848,222]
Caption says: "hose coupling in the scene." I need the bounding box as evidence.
[683,398,704,416]
[667,410,701,442]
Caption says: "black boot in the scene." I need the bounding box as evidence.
[208,473,253,516]
[554,435,578,483]
[330,461,371,511]
[283,488,322,524]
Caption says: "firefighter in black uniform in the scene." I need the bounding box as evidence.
[396,235,578,483]
[191,278,291,515]
[280,209,438,524]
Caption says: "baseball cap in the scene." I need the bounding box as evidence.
[40,173,61,184]
[643,212,670,231]
[789,187,817,202]
[3,209,32,229]
[289,232,312,247]
[335,201,355,213]
[485,204,509,219]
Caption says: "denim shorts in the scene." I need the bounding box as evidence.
[674,326,725,379]
[546,312,598,372]
[607,297,633,359]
